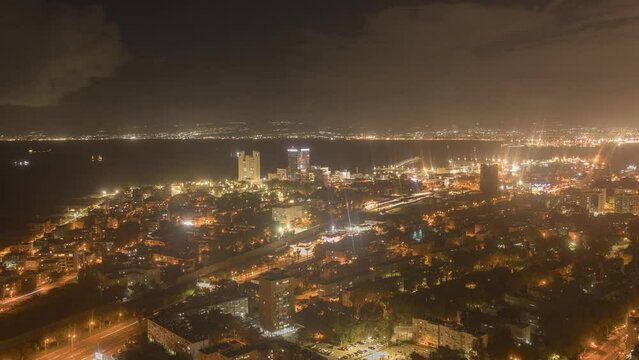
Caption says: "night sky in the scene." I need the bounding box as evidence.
[2,0,639,134]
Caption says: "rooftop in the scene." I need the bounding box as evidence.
[150,312,209,343]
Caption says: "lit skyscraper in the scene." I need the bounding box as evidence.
[299,148,310,173]
[286,147,310,181]
[237,150,261,182]
[287,147,299,180]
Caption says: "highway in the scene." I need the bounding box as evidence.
[363,192,432,213]
[34,320,143,360]
[180,224,323,283]
[231,251,314,283]
[0,273,77,311]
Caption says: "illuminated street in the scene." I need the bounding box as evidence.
[34,320,142,360]
[580,328,626,360]
[0,273,76,311]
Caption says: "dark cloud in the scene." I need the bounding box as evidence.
[0,0,126,107]
[286,0,639,127]
[1,0,639,133]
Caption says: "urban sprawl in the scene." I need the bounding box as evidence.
[2,145,639,360]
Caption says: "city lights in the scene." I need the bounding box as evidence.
[4,1,639,359]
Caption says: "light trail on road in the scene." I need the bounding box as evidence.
[34,319,142,360]
[0,273,77,310]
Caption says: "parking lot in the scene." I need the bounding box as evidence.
[380,344,431,360]
[306,339,433,360]
[306,337,390,360]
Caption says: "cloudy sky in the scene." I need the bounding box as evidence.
[1,0,639,134]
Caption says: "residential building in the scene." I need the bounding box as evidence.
[583,188,606,214]
[271,205,305,230]
[615,188,639,215]
[258,270,296,334]
[147,315,209,359]
[199,341,258,360]
[412,318,486,353]
[238,151,261,183]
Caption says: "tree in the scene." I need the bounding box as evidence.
[427,347,467,360]
[486,327,516,360]
[122,335,189,360]
[161,265,183,284]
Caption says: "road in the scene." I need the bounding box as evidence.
[580,328,626,360]
[180,224,323,283]
[231,251,315,283]
[0,273,77,311]
[34,320,143,360]
[363,192,432,213]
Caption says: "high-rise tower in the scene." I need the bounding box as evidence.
[237,150,261,182]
